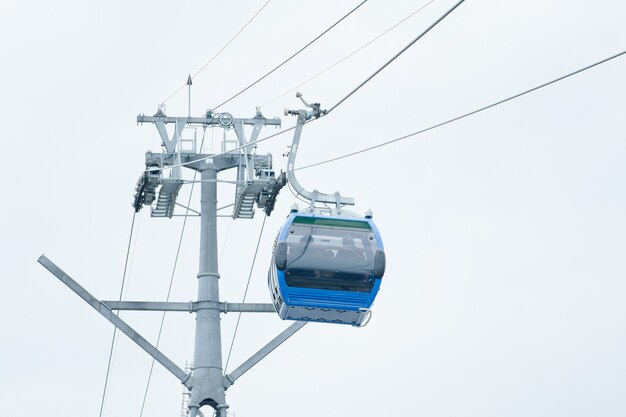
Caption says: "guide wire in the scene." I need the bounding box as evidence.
[99,212,138,417]
[163,0,463,170]
[210,0,369,112]
[138,129,207,417]
[261,0,436,108]
[224,213,267,374]
[296,49,626,171]
[325,0,466,115]
[162,0,273,104]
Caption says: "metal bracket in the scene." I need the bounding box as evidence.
[284,99,354,208]
[136,112,283,219]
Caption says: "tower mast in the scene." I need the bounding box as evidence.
[190,167,226,416]
[134,109,281,417]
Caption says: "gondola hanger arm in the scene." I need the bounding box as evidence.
[284,93,354,211]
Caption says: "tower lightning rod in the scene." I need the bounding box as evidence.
[187,74,193,118]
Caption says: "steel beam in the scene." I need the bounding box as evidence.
[102,301,275,313]
[223,321,307,389]
[37,255,191,388]
[137,115,281,127]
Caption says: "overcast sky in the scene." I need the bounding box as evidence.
[1,1,625,416]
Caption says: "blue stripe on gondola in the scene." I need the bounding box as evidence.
[278,270,382,309]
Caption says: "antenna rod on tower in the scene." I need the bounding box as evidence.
[187,74,193,117]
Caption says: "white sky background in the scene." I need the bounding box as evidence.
[1,0,625,416]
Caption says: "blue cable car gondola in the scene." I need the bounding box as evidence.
[269,95,387,326]
[268,210,386,326]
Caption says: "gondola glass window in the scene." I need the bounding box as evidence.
[283,217,378,292]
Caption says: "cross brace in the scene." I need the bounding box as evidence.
[37,255,192,387]
[103,301,275,313]
[37,255,306,393]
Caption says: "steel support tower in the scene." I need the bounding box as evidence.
[38,108,307,417]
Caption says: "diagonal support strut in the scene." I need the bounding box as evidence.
[37,254,191,388]
[223,321,307,389]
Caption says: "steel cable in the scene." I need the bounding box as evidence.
[223,214,268,373]
[261,0,436,108]
[210,0,369,111]
[326,0,466,115]
[297,49,626,171]
[152,0,464,172]
[98,212,138,417]
[162,0,273,104]
[138,129,207,417]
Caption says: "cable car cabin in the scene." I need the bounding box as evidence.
[268,212,386,326]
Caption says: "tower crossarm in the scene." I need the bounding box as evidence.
[137,112,281,153]
[135,109,283,220]
[101,300,276,313]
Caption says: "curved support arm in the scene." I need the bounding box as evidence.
[286,110,354,209]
